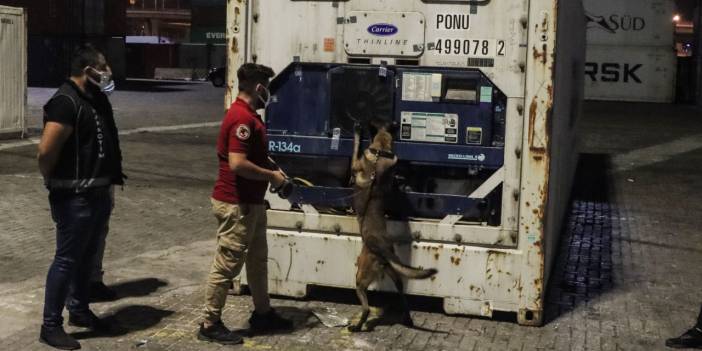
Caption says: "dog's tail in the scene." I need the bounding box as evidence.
[389,260,438,279]
[368,243,438,279]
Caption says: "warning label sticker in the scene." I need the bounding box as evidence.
[400,111,459,144]
[401,73,442,102]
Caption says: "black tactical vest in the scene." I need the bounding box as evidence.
[43,81,124,191]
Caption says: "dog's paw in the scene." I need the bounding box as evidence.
[347,324,363,333]
[353,122,362,134]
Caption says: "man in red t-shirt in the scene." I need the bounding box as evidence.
[198,63,290,345]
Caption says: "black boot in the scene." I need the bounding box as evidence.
[68,310,112,332]
[666,327,702,349]
[90,281,117,302]
[248,308,293,335]
[197,321,243,345]
[39,325,81,350]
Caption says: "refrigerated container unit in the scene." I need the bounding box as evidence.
[225,0,585,326]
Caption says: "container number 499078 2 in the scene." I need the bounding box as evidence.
[433,39,506,58]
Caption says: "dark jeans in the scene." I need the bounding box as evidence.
[91,186,115,283]
[43,187,112,328]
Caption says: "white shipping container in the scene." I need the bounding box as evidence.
[585,45,677,103]
[226,0,586,326]
[582,0,676,103]
[583,0,675,46]
[0,5,27,136]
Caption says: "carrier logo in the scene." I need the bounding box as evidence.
[448,153,486,162]
[368,23,398,36]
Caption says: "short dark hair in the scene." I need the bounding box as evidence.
[237,63,275,93]
[70,44,105,77]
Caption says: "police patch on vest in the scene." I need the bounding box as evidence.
[236,124,251,141]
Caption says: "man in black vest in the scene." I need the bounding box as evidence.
[37,44,124,350]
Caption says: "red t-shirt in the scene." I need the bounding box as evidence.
[212,98,269,204]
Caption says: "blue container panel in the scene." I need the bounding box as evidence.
[394,67,500,148]
[268,135,504,169]
[266,64,331,136]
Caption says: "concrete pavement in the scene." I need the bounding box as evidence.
[1,85,701,350]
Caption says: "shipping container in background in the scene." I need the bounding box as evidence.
[226,0,585,326]
[585,45,677,103]
[585,0,675,46]
[583,0,677,102]
[0,5,27,137]
[1,0,127,85]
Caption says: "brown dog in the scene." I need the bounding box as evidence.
[348,122,438,332]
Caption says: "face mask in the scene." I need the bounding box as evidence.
[86,67,115,95]
[256,84,271,110]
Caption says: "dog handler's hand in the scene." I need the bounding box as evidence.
[270,170,286,188]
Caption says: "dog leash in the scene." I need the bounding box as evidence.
[357,149,381,230]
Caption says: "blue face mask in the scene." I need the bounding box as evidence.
[100,80,116,96]
[86,67,115,95]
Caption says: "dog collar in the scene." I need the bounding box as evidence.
[367,147,395,159]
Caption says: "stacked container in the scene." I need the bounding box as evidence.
[583,0,677,103]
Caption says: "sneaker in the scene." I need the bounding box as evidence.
[248,308,293,334]
[197,321,243,345]
[90,281,117,302]
[68,310,112,332]
[666,328,702,349]
[39,325,81,350]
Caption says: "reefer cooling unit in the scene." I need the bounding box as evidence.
[226,0,585,326]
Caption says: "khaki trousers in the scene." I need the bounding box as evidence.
[204,198,269,323]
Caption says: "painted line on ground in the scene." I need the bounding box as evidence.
[612,134,702,172]
[0,122,221,151]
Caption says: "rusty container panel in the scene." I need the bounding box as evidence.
[543,0,586,295]
[518,0,585,325]
[224,0,247,109]
[227,0,585,326]
[0,5,27,137]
